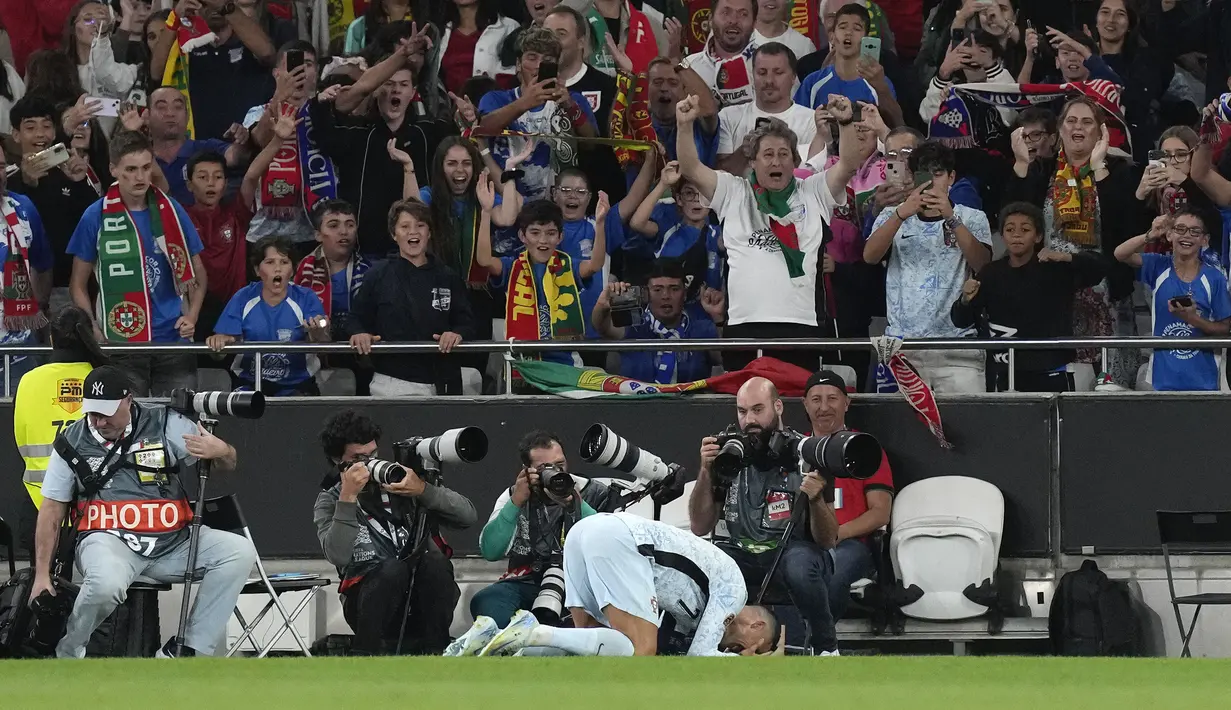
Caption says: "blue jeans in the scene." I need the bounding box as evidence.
[721,540,838,653]
[828,538,876,621]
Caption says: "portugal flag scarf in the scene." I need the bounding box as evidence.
[505,250,584,344]
[750,174,805,278]
[261,102,338,220]
[0,195,45,331]
[97,186,196,342]
[294,246,369,318]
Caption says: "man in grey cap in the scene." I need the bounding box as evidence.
[29,365,256,658]
[802,369,894,625]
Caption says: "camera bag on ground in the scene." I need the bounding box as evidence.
[1048,559,1142,656]
[0,569,79,658]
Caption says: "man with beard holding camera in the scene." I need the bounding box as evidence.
[446,430,614,655]
[315,410,478,655]
[688,376,841,656]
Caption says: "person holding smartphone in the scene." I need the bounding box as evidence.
[1114,209,1231,391]
[865,140,993,393]
[476,27,598,201]
[1135,127,1217,255]
[794,3,903,128]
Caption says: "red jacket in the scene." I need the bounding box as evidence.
[0,0,77,73]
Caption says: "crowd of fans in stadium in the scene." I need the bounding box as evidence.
[0,0,1228,396]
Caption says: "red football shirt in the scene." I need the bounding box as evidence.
[834,449,895,527]
[187,199,253,302]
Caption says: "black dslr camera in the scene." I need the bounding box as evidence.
[609,286,648,328]
[711,424,884,487]
[711,424,800,486]
[364,427,489,488]
[535,463,574,499]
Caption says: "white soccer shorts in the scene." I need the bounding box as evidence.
[562,514,660,628]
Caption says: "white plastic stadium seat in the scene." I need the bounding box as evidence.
[890,476,1004,621]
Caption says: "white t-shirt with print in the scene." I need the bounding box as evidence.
[682,43,757,108]
[752,27,817,62]
[716,101,817,161]
[872,204,993,338]
[711,170,845,326]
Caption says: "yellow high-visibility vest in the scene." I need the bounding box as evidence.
[14,361,93,509]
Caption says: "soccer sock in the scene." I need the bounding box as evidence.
[527,626,635,657]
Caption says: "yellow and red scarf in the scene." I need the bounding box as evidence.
[1050,149,1098,247]
[505,251,584,343]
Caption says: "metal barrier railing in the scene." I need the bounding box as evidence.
[0,336,1218,396]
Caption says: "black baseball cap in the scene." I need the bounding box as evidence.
[804,370,849,397]
[82,366,132,416]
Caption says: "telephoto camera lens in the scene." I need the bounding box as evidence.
[367,459,406,486]
[579,424,673,482]
[796,431,882,479]
[412,427,489,466]
[171,388,265,419]
[531,565,567,624]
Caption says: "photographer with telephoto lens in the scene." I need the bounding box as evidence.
[30,366,255,658]
[688,376,842,656]
[446,430,614,656]
[314,410,478,655]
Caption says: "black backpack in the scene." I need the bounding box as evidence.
[1048,559,1142,656]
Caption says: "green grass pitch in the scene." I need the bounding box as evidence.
[1,657,1228,708]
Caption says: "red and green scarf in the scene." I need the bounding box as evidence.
[750,174,806,278]
[452,199,489,287]
[96,186,196,342]
[0,196,46,331]
[505,250,584,343]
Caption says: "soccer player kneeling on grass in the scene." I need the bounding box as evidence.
[448,513,783,657]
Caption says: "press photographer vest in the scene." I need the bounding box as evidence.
[720,463,804,554]
[505,479,613,577]
[61,403,192,558]
[337,487,414,592]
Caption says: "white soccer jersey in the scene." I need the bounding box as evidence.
[611,513,748,656]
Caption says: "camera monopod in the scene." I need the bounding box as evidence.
[754,490,810,605]
[175,415,217,656]
[393,468,442,655]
